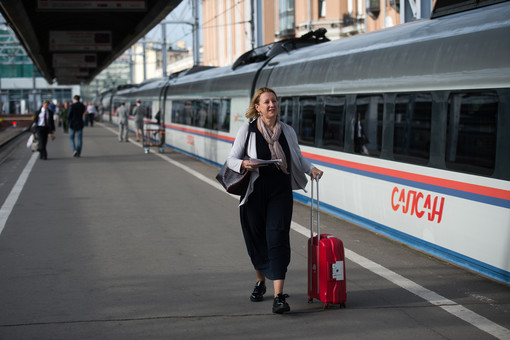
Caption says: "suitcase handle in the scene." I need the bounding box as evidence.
[310,175,320,296]
[310,175,320,240]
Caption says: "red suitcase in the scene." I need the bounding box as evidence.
[307,177,347,308]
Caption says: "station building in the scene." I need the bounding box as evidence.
[0,26,79,115]
[202,0,403,67]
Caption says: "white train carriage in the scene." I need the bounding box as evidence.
[253,1,510,283]
[103,0,510,284]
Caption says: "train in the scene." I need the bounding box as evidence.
[96,0,510,284]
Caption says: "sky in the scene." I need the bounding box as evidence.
[144,0,198,50]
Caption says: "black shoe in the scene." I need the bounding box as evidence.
[250,281,266,302]
[272,293,290,314]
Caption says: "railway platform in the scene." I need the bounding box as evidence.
[0,124,509,339]
[0,126,27,147]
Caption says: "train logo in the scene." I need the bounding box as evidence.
[391,187,445,224]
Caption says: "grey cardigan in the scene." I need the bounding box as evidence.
[226,121,315,206]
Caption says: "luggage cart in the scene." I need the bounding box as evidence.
[143,122,165,154]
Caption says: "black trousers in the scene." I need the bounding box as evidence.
[240,173,293,280]
[35,126,50,159]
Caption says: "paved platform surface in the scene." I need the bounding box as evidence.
[0,124,509,339]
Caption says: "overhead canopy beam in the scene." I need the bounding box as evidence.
[0,0,183,85]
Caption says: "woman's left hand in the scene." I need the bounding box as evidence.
[311,167,323,180]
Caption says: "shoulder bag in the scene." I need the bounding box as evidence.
[216,129,251,196]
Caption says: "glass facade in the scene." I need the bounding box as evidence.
[0,28,74,114]
[279,0,295,37]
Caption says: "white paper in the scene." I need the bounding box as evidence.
[249,158,282,166]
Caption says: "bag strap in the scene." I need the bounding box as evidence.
[243,121,256,156]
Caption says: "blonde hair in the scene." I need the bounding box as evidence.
[245,87,278,120]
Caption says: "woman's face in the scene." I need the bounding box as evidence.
[256,92,278,121]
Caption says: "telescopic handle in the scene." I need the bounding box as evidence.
[310,175,320,296]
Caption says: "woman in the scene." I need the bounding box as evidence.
[226,87,323,314]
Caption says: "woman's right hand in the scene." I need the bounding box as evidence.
[242,160,258,171]
[311,167,323,180]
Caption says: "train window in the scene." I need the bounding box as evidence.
[184,101,194,126]
[193,99,209,128]
[218,99,230,132]
[298,97,316,146]
[187,101,196,126]
[171,98,229,131]
[279,97,293,126]
[171,100,186,124]
[209,99,221,129]
[142,101,153,119]
[393,93,432,165]
[322,96,345,151]
[446,91,498,176]
[355,95,383,156]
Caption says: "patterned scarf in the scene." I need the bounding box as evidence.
[257,118,289,174]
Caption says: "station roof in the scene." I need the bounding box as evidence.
[0,0,182,85]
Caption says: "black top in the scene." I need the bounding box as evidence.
[252,120,291,178]
[68,101,86,130]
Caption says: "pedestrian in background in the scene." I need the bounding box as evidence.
[226,87,323,314]
[86,101,97,127]
[68,95,86,157]
[132,99,145,142]
[117,102,130,142]
[55,101,62,127]
[49,101,57,123]
[32,100,55,160]
[60,101,69,133]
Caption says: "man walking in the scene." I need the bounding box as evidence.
[32,100,55,160]
[132,99,146,142]
[68,95,86,157]
[117,102,130,142]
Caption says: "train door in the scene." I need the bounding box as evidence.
[157,82,171,148]
[159,81,170,127]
